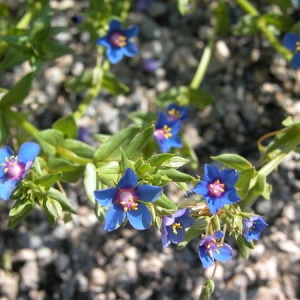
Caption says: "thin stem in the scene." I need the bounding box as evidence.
[236,0,293,61]
[190,27,216,89]
[6,108,39,136]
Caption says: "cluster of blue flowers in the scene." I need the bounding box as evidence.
[93,165,268,269]
[153,104,189,152]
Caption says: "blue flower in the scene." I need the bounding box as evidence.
[97,19,139,64]
[198,230,233,268]
[94,168,163,231]
[283,33,300,69]
[153,112,182,152]
[0,142,40,201]
[161,208,194,248]
[192,164,240,214]
[242,216,268,242]
[166,104,189,122]
[141,58,159,72]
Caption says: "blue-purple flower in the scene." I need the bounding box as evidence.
[283,33,300,69]
[94,168,163,231]
[192,164,240,214]
[198,230,233,268]
[166,104,189,122]
[141,58,159,72]
[153,112,182,152]
[97,19,139,64]
[242,216,268,242]
[0,142,40,201]
[161,208,194,248]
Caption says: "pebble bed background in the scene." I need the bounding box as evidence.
[0,1,300,300]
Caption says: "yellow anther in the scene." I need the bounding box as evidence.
[171,222,182,234]
[168,108,181,119]
[116,35,127,47]
[296,41,300,51]
[163,125,172,139]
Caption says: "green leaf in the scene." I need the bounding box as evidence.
[61,139,94,159]
[102,71,130,95]
[267,0,292,11]
[45,198,63,222]
[96,161,120,187]
[147,153,175,168]
[94,202,107,223]
[7,201,34,228]
[34,172,62,187]
[40,40,73,61]
[0,72,34,106]
[64,69,93,93]
[47,187,76,213]
[236,167,256,199]
[84,163,97,205]
[125,125,155,160]
[0,109,8,144]
[53,114,77,138]
[94,126,140,162]
[211,153,253,172]
[214,0,230,36]
[256,173,272,200]
[260,13,294,32]
[36,129,64,156]
[0,47,28,70]
[236,235,253,260]
[154,193,177,210]
[177,0,190,15]
[232,14,259,36]
[157,168,194,182]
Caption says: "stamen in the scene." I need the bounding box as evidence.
[208,179,225,197]
[171,222,182,234]
[296,41,300,51]
[168,108,181,119]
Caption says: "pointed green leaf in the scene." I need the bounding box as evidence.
[157,168,194,182]
[84,163,97,205]
[53,114,77,138]
[36,129,64,156]
[34,172,62,187]
[0,47,28,70]
[7,201,34,228]
[45,198,63,221]
[102,71,130,95]
[236,167,256,199]
[47,187,76,213]
[199,279,215,300]
[0,72,34,106]
[96,161,120,187]
[154,193,177,210]
[94,126,140,162]
[211,153,253,172]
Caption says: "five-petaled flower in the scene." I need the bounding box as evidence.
[153,112,182,152]
[283,33,300,69]
[198,230,233,268]
[192,164,240,214]
[94,168,163,231]
[0,142,40,201]
[97,19,139,64]
[166,104,189,122]
[161,208,194,248]
[242,216,268,242]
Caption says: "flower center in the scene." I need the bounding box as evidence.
[117,190,138,212]
[109,32,127,47]
[296,41,300,51]
[171,222,182,234]
[208,179,225,197]
[205,239,223,258]
[154,125,172,141]
[168,108,181,120]
[1,156,25,180]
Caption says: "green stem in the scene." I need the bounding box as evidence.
[73,55,106,121]
[56,146,92,165]
[190,27,216,89]
[6,108,39,136]
[236,0,293,61]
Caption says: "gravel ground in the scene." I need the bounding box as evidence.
[1,1,300,300]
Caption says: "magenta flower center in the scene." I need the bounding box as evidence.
[109,32,127,47]
[154,125,172,141]
[208,179,225,197]
[117,189,138,212]
[203,239,223,257]
[2,156,25,179]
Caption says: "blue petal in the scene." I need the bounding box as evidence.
[0,146,14,179]
[94,187,118,206]
[104,204,126,231]
[163,216,175,226]
[0,178,19,201]
[193,181,209,197]
[212,230,224,239]
[219,188,240,205]
[170,120,182,135]
[204,164,219,181]
[123,25,139,38]
[96,35,110,47]
[127,202,152,230]
[290,52,300,69]
[106,48,124,64]
[123,41,139,57]
[219,169,238,187]
[18,142,40,165]
[109,19,122,32]
[117,168,138,189]
[135,184,162,202]
[177,215,194,227]
[212,244,233,262]
[206,197,224,214]
[198,246,215,268]
[155,112,169,128]
[166,226,186,244]
[283,33,300,51]
[172,208,188,218]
